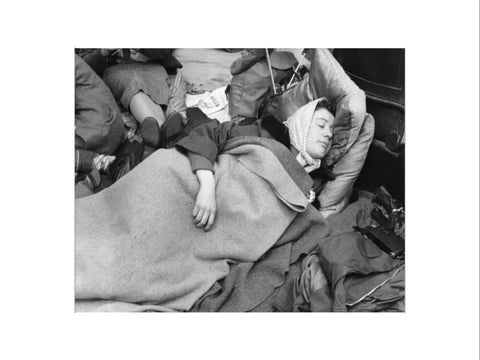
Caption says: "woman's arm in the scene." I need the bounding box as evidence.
[176,118,262,168]
[179,120,261,230]
[176,121,235,166]
[193,169,217,231]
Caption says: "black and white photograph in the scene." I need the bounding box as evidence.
[74,48,406,312]
[1,1,478,359]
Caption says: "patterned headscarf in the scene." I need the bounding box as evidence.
[284,98,330,173]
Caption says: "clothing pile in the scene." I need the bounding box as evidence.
[273,232,405,312]
[271,189,405,312]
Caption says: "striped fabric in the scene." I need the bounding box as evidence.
[284,98,325,173]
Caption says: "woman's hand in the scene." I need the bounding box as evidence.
[193,170,217,231]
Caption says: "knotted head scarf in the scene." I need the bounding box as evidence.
[284,98,332,173]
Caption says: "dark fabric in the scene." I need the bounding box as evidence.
[108,139,145,181]
[311,232,405,312]
[177,119,255,168]
[186,152,213,172]
[75,55,125,155]
[176,114,287,171]
[103,62,170,110]
[159,108,214,149]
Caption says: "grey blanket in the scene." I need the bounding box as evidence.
[75,137,326,312]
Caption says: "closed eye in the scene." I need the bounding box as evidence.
[316,119,328,128]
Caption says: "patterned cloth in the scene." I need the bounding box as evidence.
[283,98,326,173]
[92,155,116,172]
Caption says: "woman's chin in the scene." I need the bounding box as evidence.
[316,146,330,159]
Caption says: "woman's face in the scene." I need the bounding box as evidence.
[306,108,334,159]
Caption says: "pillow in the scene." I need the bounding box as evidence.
[270,49,372,216]
[318,114,374,217]
[272,49,367,166]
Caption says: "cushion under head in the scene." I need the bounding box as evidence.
[271,49,372,216]
[273,48,367,166]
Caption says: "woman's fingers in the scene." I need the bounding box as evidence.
[194,208,204,224]
[199,211,210,227]
[204,210,216,232]
[193,206,216,231]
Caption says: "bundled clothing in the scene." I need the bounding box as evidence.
[273,232,405,312]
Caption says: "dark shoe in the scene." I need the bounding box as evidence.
[230,48,272,75]
[109,139,145,181]
[159,112,187,149]
[166,70,187,118]
[139,117,161,148]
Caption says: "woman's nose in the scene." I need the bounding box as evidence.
[325,127,332,139]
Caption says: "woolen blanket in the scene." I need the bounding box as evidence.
[75,137,313,311]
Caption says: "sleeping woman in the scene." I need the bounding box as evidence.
[75,98,336,312]
[176,97,336,231]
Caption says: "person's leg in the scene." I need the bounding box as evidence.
[102,63,170,148]
[128,91,164,148]
[129,91,166,127]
